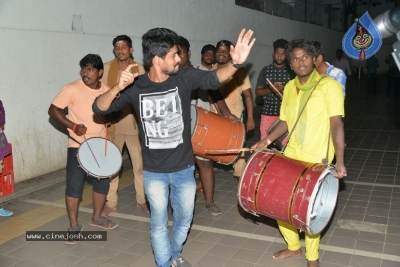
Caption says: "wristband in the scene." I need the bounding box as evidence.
[266,139,271,146]
[72,124,77,132]
[109,89,121,99]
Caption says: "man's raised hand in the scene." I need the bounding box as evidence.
[116,64,138,91]
[230,29,256,65]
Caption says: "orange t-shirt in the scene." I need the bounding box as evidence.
[51,79,110,148]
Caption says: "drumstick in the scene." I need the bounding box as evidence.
[105,123,108,156]
[266,78,283,99]
[83,135,101,169]
[205,148,252,154]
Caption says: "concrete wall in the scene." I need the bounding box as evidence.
[0,0,348,182]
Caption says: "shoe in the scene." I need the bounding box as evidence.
[89,216,118,230]
[206,202,222,216]
[194,170,199,178]
[171,256,193,267]
[0,208,13,216]
[64,225,83,245]
[101,206,117,217]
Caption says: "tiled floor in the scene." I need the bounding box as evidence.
[0,75,400,267]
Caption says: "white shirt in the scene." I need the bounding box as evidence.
[332,57,351,75]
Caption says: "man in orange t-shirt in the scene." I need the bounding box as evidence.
[48,54,119,244]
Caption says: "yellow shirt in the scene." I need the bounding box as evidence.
[210,66,251,118]
[280,76,344,164]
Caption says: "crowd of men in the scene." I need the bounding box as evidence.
[48,28,349,267]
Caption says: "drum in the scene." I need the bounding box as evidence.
[190,105,245,165]
[77,137,122,179]
[238,149,338,235]
[266,120,288,151]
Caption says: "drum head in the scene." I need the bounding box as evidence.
[190,104,198,135]
[307,168,339,234]
[78,137,122,178]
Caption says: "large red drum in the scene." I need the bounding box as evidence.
[238,149,338,235]
[190,105,245,165]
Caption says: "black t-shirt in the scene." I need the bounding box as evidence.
[256,64,290,116]
[93,67,223,173]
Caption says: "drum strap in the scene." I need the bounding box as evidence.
[282,76,328,155]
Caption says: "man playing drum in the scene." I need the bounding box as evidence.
[93,28,255,267]
[252,39,347,267]
[178,39,237,216]
[48,54,119,245]
[255,38,290,141]
[212,40,255,179]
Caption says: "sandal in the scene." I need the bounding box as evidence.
[89,216,118,230]
[64,225,83,245]
[206,203,222,216]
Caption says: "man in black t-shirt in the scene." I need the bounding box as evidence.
[93,28,255,267]
[255,38,290,141]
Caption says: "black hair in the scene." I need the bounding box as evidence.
[177,36,190,51]
[216,40,233,51]
[79,54,103,70]
[201,44,216,55]
[273,38,289,51]
[285,39,316,61]
[142,28,179,68]
[112,35,133,48]
[312,41,325,59]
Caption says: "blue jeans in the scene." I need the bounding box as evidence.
[144,165,196,267]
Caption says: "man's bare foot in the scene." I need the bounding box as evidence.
[137,202,150,213]
[272,249,302,260]
[307,259,320,267]
[101,206,117,217]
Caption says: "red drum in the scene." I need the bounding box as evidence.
[238,149,338,235]
[190,105,245,165]
[267,120,288,151]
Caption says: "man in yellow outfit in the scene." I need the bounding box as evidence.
[101,35,148,215]
[252,39,347,267]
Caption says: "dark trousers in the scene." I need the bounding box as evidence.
[367,73,377,95]
[386,75,400,98]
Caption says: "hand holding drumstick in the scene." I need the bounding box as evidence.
[266,78,283,99]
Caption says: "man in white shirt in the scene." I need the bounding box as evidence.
[332,49,352,78]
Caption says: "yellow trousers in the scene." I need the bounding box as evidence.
[277,221,320,261]
[107,134,145,207]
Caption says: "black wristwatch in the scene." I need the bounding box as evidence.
[230,59,243,69]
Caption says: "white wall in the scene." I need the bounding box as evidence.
[0,0,346,182]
